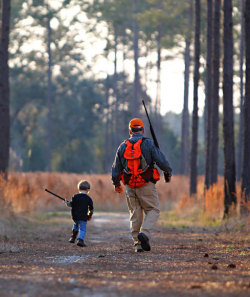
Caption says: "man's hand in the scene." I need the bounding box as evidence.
[115,185,124,194]
[164,172,172,183]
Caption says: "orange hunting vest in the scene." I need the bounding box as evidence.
[121,139,160,188]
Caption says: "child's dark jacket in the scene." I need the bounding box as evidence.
[70,193,94,221]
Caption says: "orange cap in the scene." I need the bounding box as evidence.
[129,118,144,130]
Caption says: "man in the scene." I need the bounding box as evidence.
[111,118,172,252]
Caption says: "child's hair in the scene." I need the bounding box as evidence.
[78,180,91,191]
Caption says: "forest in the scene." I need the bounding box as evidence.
[0,1,249,296]
[1,0,249,216]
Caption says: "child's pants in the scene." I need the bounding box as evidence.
[73,220,87,240]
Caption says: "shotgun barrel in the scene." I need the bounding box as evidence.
[142,100,170,183]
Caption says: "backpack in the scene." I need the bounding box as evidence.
[121,138,160,188]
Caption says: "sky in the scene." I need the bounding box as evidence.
[85,39,206,116]
[148,58,206,115]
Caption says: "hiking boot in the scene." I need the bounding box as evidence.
[77,238,86,247]
[135,244,144,253]
[69,230,78,243]
[138,232,151,251]
[135,246,144,253]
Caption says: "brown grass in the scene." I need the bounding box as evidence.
[1,172,184,214]
[174,176,243,220]
[1,172,126,213]
[0,175,15,220]
[0,172,243,219]
[204,177,225,219]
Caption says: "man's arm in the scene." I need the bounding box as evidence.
[151,144,172,176]
[111,144,124,186]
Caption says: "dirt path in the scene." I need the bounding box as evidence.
[0,211,249,297]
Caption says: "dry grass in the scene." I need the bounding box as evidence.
[1,172,184,214]
[0,172,244,220]
[204,176,225,219]
[174,176,244,221]
[0,175,15,219]
[1,172,127,213]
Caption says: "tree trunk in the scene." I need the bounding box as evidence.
[122,32,128,138]
[241,0,250,213]
[113,28,119,149]
[223,0,236,216]
[0,0,11,177]
[210,0,221,185]
[190,0,200,196]
[105,75,111,173]
[155,26,162,141]
[47,15,52,172]
[237,0,245,182]
[180,0,192,175]
[205,0,213,189]
[132,0,139,117]
[144,42,149,93]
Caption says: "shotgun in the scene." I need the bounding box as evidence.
[45,188,69,203]
[142,100,171,183]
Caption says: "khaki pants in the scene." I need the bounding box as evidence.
[125,182,160,246]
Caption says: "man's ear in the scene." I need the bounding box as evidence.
[129,129,132,135]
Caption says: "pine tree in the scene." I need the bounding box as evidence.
[236,0,245,181]
[190,0,200,195]
[210,0,221,185]
[0,0,11,177]
[223,0,236,216]
[241,0,250,214]
[132,0,140,117]
[180,0,192,176]
[205,0,213,189]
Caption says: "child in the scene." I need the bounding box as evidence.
[66,180,94,247]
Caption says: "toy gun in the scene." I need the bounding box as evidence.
[142,100,171,183]
[45,188,70,203]
[45,188,93,221]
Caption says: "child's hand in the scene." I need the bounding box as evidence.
[65,201,71,207]
[87,211,93,221]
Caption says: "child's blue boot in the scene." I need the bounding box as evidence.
[77,238,86,247]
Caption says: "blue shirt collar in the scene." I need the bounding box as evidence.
[129,133,144,141]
